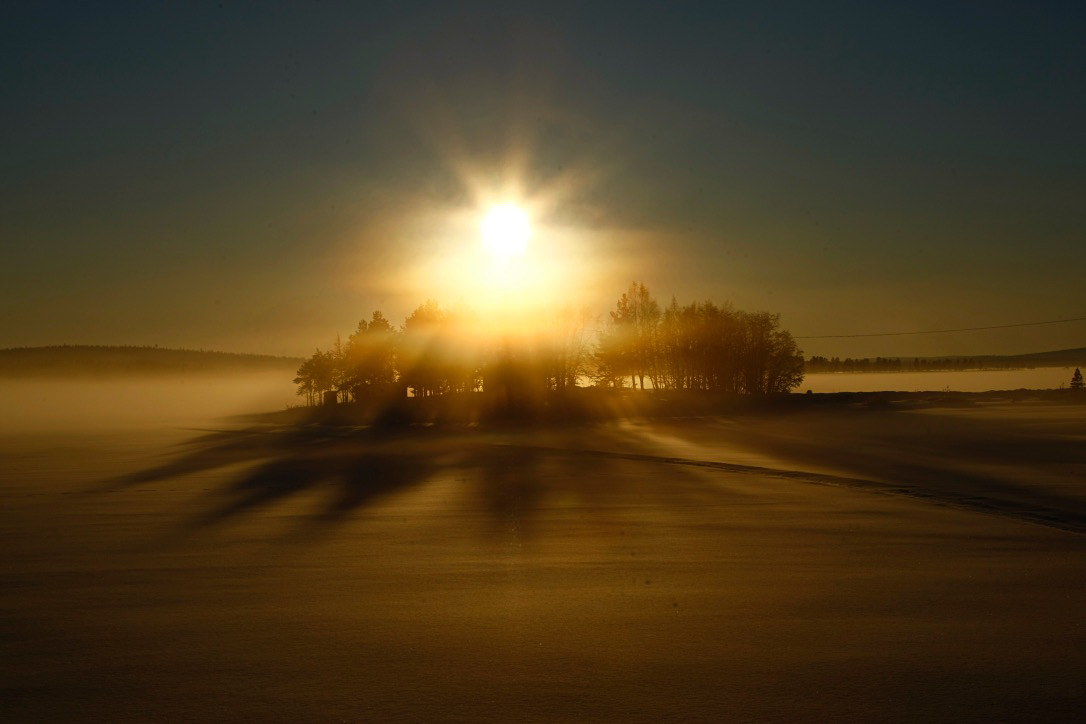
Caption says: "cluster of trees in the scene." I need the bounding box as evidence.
[293,310,403,406]
[293,283,805,404]
[593,283,805,394]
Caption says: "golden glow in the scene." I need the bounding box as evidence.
[383,198,640,338]
[481,204,531,258]
[358,98,637,335]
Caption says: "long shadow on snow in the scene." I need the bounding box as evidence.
[98,426,467,532]
[97,423,739,537]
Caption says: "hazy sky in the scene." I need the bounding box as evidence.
[4,1,1084,358]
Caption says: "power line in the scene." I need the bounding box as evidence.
[795,316,1086,340]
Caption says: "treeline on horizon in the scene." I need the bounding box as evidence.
[807,356,989,373]
[0,345,302,377]
[294,282,805,406]
[807,349,1086,373]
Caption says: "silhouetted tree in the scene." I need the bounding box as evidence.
[341,311,397,400]
[735,312,804,395]
[329,334,347,402]
[629,282,661,389]
[399,301,481,397]
[702,301,743,392]
[541,307,593,391]
[597,282,660,388]
[656,297,685,389]
[1072,367,1084,390]
[399,300,444,397]
[293,356,318,406]
[293,348,338,406]
[655,300,741,392]
[759,323,805,394]
[591,322,627,388]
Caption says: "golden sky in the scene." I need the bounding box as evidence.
[3,2,1084,358]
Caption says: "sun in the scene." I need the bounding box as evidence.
[481,204,532,258]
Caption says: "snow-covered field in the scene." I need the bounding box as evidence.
[1,376,1085,721]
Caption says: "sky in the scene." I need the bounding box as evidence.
[3,1,1085,358]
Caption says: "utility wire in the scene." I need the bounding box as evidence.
[795,316,1086,340]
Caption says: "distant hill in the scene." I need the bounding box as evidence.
[0,346,304,377]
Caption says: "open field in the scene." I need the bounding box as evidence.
[2,379,1085,721]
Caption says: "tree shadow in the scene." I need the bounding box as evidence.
[99,400,1079,543]
[96,421,750,541]
[97,425,474,535]
[190,446,439,531]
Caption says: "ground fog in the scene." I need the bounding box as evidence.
[0,372,296,433]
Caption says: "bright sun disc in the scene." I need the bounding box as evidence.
[481,204,531,257]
